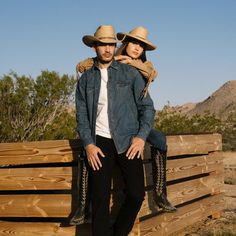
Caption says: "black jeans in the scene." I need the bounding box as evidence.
[90,135,145,236]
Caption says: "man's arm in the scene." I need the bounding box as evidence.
[75,75,105,170]
[75,75,94,146]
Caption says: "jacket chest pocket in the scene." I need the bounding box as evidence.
[116,81,131,88]
[86,85,96,94]
[115,81,133,101]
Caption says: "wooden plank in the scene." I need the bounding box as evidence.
[139,172,224,217]
[0,134,224,236]
[140,194,224,236]
[0,134,222,166]
[0,167,73,190]
[0,194,224,236]
[166,133,222,157]
[0,220,139,236]
[166,151,223,180]
[129,218,140,236]
[0,171,223,219]
[143,152,223,185]
[2,173,223,221]
[167,172,224,205]
[0,222,76,236]
[0,195,71,217]
[0,152,222,192]
[0,140,81,166]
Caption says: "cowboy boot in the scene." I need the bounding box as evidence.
[70,155,90,225]
[151,147,177,212]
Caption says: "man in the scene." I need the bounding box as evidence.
[75,25,155,236]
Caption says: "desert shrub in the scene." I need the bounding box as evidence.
[0,71,77,142]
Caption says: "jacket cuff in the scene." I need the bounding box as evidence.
[136,133,148,142]
[82,137,95,148]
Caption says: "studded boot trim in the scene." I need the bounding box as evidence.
[151,147,167,195]
[79,159,89,210]
[70,155,89,225]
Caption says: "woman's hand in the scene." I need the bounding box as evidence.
[114,55,132,64]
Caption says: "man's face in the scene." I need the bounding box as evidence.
[94,42,116,64]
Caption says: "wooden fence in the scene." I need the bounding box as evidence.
[0,133,224,235]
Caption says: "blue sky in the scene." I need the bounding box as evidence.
[0,0,235,109]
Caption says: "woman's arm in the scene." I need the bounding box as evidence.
[76,57,157,82]
[76,58,94,74]
[128,59,158,82]
[114,55,157,82]
[115,55,158,97]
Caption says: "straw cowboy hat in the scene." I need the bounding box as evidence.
[117,26,156,51]
[83,25,118,47]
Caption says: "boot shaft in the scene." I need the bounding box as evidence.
[151,147,167,194]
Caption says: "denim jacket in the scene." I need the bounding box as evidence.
[75,59,155,154]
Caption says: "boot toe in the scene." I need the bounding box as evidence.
[153,192,177,213]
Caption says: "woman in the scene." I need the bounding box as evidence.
[70,26,176,226]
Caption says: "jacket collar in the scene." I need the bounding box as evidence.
[93,58,119,71]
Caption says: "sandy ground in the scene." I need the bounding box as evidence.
[170,151,236,236]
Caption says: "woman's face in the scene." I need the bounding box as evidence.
[126,40,145,59]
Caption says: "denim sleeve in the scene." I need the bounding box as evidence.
[75,75,94,147]
[133,69,155,141]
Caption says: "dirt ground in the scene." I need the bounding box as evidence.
[170,209,236,236]
[171,151,236,236]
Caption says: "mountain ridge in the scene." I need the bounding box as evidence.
[165,80,236,119]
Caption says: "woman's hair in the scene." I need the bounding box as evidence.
[116,37,147,62]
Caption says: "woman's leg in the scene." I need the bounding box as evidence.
[146,128,167,152]
[147,129,177,212]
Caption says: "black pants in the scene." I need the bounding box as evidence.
[90,135,145,236]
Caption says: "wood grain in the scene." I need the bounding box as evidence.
[0,134,222,167]
[0,134,224,236]
[0,222,76,236]
[0,194,71,217]
[143,151,223,185]
[0,139,81,166]
[0,167,72,190]
[139,171,224,217]
[166,133,222,156]
[140,194,224,236]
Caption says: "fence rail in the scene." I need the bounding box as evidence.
[0,133,224,235]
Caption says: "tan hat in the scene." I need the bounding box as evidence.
[117,26,156,51]
[82,25,118,47]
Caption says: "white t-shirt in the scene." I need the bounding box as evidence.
[95,68,111,138]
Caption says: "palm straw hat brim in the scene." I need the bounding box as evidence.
[117,26,156,51]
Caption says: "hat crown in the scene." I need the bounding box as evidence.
[94,25,116,40]
[129,26,149,41]
[83,25,117,47]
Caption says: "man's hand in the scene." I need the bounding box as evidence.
[126,137,145,160]
[85,144,105,170]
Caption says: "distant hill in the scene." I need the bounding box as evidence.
[187,80,236,119]
[163,80,236,119]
